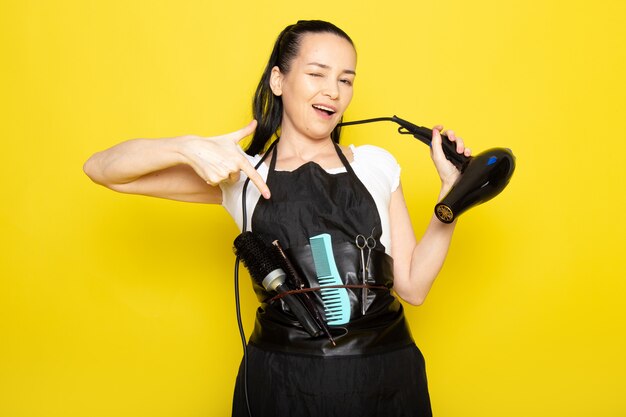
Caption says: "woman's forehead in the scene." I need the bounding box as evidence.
[294,33,357,71]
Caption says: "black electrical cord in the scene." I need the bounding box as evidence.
[232,254,250,416]
[338,116,396,127]
[338,115,432,145]
[234,140,278,417]
[339,115,470,171]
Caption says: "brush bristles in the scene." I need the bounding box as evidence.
[233,232,283,285]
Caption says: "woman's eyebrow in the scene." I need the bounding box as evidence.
[306,62,356,75]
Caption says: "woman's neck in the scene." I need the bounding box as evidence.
[274,134,353,171]
[278,134,334,160]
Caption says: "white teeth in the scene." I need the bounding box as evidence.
[313,104,335,113]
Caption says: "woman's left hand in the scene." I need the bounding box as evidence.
[430,125,472,190]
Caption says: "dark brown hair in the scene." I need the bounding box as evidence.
[246,20,354,156]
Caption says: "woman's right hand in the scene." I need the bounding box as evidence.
[178,120,271,199]
[84,120,270,203]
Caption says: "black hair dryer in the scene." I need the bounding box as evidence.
[338,115,516,223]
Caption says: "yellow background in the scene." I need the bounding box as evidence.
[2,0,625,416]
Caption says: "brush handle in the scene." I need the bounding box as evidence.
[274,284,323,337]
[273,240,336,345]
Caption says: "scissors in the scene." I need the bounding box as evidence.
[355,230,376,315]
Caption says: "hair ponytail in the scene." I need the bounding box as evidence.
[246,20,354,156]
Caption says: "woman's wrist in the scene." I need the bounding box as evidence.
[167,135,197,166]
[437,181,455,202]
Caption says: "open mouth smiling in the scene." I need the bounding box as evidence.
[312,104,337,117]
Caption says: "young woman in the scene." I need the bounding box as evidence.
[84,20,471,417]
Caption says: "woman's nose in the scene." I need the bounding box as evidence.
[323,81,339,100]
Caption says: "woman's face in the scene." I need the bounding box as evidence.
[270,32,357,141]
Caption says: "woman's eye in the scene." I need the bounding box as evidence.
[308,73,323,77]
[340,79,353,86]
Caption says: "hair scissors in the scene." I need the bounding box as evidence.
[355,230,376,315]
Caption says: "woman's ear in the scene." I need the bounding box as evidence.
[269,66,283,96]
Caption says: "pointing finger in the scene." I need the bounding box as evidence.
[239,160,271,199]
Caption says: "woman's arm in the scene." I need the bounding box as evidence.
[390,126,471,305]
[389,183,457,305]
[83,120,270,204]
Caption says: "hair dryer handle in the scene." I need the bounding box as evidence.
[392,115,470,171]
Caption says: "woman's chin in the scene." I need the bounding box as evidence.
[308,122,340,139]
[307,130,335,141]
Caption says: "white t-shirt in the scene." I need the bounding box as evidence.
[220,144,401,255]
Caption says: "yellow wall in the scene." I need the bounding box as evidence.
[2,1,625,416]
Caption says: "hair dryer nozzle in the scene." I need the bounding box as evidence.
[435,147,516,223]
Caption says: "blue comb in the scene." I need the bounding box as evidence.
[309,234,351,325]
